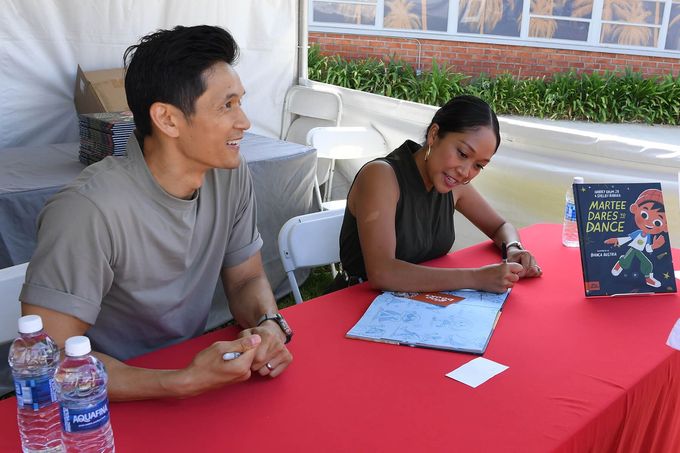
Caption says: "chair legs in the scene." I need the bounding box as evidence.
[324,159,336,203]
[313,175,324,211]
[287,270,304,304]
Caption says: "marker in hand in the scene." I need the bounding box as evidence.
[222,352,241,361]
[501,242,508,264]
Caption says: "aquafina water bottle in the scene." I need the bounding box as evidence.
[55,336,115,452]
[562,176,584,247]
[8,314,64,452]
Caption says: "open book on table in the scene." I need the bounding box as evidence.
[346,289,510,355]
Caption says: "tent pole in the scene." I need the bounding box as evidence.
[297,0,308,84]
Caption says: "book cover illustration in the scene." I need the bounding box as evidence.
[346,289,510,355]
[573,182,677,296]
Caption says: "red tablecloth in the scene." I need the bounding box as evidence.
[2,224,680,452]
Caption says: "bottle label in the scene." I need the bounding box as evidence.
[14,375,57,410]
[564,201,577,222]
[60,398,110,433]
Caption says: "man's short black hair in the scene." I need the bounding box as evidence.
[123,25,240,138]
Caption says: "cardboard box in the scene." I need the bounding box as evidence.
[74,65,129,114]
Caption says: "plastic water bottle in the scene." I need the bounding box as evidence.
[562,176,584,247]
[8,315,64,453]
[55,336,115,453]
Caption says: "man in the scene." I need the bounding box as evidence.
[20,25,293,400]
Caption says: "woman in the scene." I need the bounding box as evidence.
[335,95,541,293]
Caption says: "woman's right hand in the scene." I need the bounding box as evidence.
[473,262,523,293]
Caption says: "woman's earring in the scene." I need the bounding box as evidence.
[424,145,431,162]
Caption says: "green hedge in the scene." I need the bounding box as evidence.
[308,45,680,125]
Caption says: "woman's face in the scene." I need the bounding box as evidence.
[426,125,497,193]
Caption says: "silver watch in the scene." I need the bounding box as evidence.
[506,240,523,251]
[256,313,293,344]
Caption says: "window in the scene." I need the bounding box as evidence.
[667,0,680,50]
[312,0,378,26]
[528,0,593,41]
[384,0,449,32]
[458,0,522,37]
[310,0,680,55]
[600,0,665,47]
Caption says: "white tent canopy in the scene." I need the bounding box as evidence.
[3,0,680,248]
[0,0,302,148]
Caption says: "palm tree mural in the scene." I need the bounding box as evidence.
[601,0,653,46]
[337,3,377,25]
[384,0,422,29]
[459,0,514,34]
[668,9,680,50]
[529,0,593,38]
[530,0,558,38]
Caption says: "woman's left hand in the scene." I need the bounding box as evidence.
[507,248,542,278]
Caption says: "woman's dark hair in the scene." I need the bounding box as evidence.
[425,95,501,151]
[123,25,240,138]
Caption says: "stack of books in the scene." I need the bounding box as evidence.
[78,111,135,165]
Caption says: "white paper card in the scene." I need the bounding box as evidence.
[667,318,680,350]
[675,270,680,280]
[446,357,508,388]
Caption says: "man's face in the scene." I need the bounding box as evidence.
[631,201,667,235]
[177,62,251,170]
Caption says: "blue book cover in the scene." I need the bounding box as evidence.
[573,182,677,297]
[346,289,510,354]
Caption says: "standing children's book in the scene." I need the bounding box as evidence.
[573,182,676,297]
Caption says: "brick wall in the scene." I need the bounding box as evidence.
[310,32,680,79]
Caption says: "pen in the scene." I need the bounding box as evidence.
[501,242,508,263]
[222,352,241,361]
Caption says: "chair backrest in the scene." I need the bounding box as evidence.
[306,126,388,161]
[0,262,28,343]
[281,86,343,144]
[278,209,344,304]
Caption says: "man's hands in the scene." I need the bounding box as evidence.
[238,321,293,378]
[221,253,293,379]
[174,334,263,398]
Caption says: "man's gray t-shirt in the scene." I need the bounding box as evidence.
[20,135,262,360]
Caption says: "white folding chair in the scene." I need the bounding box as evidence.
[280,85,343,144]
[0,262,28,344]
[278,209,345,304]
[280,86,343,202]
[306,126,388,210]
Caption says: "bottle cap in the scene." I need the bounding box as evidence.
[573,176,584,184]
[65,336,91,357]
[18,315,43,334]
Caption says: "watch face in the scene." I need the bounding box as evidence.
[276,314,293,337]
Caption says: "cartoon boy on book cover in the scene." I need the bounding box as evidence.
[604,188,667,288]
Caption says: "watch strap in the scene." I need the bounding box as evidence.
[256,313,293,344]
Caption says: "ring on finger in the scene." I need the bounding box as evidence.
[266,362,274,371]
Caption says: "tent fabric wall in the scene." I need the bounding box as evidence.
[306,80,680,250]
[0,0,298,148]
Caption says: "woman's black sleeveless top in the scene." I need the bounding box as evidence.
[339,140,455,280]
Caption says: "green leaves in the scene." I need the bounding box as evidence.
[307,45,680,125]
